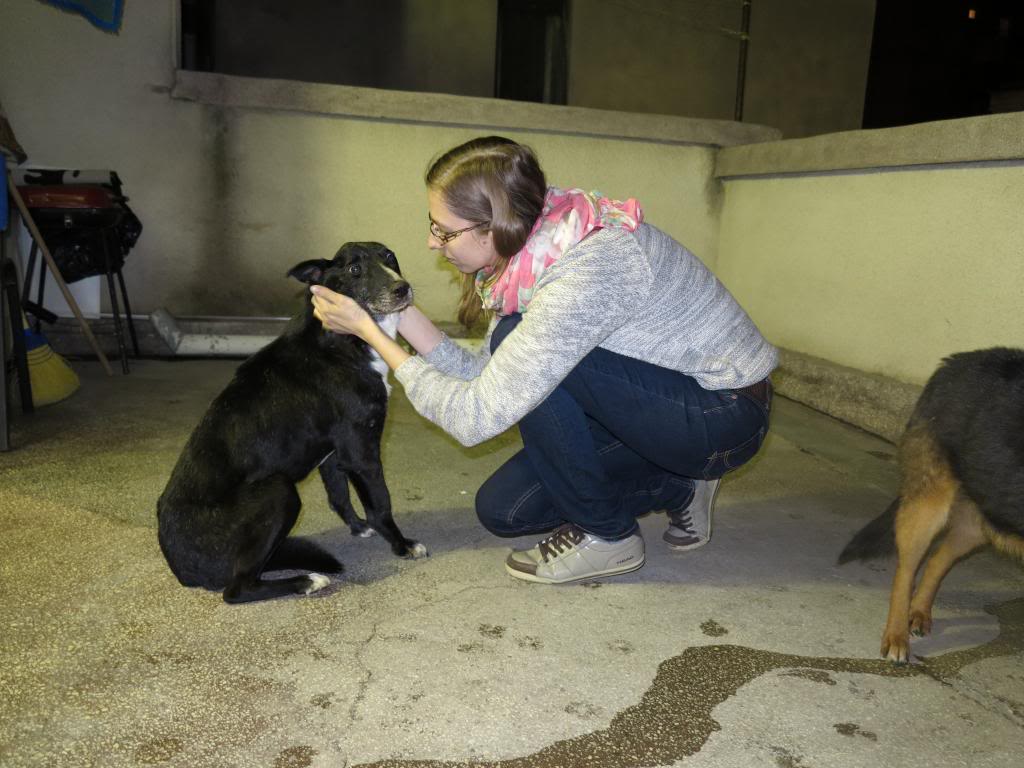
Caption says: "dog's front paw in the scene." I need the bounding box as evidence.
[880,630,911,664]
[407,541,429,559]
[390,539,428,559]
[303,573,331,594]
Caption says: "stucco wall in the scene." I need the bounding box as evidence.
[742,0,876,139]
[714,114,1024,387]
[0,0,775,325]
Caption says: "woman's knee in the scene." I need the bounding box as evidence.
[474,479,510,535]
[489,313,523,354]
[475,465,557,537]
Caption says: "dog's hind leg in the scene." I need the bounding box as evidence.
[882,424,958,663]
[222,476,331,604]
[907,495,988,638]
[319,460,374,538]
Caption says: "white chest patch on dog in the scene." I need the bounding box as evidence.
[371,313,401,396]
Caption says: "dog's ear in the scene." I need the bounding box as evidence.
[287,260,331,285]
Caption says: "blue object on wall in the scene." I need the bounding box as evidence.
[38,0,125,33]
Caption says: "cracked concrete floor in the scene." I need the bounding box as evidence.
[2,358,1023,768]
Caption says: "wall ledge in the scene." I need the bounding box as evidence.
[172,70,781,149]
[716,112,1024,179]
[772,348,921,444]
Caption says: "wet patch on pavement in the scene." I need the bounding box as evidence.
[352,598,1024,768]
[833,722,877,741]
[700,619,729,637]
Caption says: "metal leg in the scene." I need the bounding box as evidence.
[3,261,32,414]
[33,243,45,333]
[101,231,129,374]
[115,268,139,356]
[1,256,10,451]
[21,240,37,306]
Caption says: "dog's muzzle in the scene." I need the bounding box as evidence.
[369,282,413,315]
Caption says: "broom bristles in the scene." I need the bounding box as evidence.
[21,328,80,407]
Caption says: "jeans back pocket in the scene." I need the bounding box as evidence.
[702,426,766,480]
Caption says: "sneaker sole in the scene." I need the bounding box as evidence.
[504,556,646,585]
[663,535,710,552]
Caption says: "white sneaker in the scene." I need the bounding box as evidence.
[663,478,721,551]
[505,524,645,584]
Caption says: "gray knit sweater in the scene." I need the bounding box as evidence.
[394,222,778,447]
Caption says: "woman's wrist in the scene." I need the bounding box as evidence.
[363,321,412,370]
[355,315,380,341]
[397,305,444,356]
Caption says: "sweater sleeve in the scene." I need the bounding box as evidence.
[394,229,650,446]
[421,328,492,381]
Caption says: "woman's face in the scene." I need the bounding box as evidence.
[427,189,500,274]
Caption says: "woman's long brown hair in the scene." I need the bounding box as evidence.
[425,136,546,329]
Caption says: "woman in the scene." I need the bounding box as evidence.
[311,136,777,585]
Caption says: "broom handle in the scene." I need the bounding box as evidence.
[6,170,114,376]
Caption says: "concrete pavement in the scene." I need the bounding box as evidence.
[1,359,1022,767]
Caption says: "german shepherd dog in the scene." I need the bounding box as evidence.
[157,242,427,603]
[839,347,1024,662]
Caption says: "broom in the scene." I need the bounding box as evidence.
[18,320,80,407]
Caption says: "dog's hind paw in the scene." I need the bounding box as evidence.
[909,609,932,637]
[304,573,331,594]
[356,528,377,538]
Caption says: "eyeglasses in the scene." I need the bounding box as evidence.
[428,216,488,245]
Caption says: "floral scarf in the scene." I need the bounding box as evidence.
[475,186,643,316]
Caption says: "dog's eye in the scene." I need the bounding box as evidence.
[349,264,362,277]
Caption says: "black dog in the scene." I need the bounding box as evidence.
[840,347,1024,662]
[157,241,426,603]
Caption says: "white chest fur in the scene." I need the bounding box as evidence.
[371,313,400,396]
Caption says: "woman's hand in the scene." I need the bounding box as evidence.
[310,285,375,339]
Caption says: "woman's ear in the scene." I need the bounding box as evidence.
[475,228,495,248]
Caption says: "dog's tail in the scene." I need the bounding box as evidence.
[837,498,899,564]
[266,537,343,574]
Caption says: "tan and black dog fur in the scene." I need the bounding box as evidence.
[839,347,1024,663]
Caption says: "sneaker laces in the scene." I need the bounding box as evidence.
[673,510,697,536]
[537,524,585,562]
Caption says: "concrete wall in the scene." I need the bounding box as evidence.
[714,113,1024,437]
[194,0,880,140]
[568,0,876,139]
[742,0,877,138]
[211,0,498,98]
[718,163,1024,382]
[0,0,774,324]
[9,0,1018,445]
[183,0,874,141]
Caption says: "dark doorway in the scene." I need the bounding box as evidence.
[494,0,569,104]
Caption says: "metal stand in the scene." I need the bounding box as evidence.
[1,227,34,451]
[5,170,113,376]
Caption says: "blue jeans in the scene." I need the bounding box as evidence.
[475,314,771,540]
